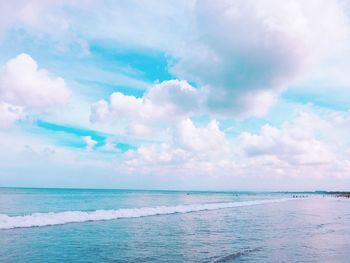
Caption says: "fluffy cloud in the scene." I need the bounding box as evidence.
[122,118,235,175]
[174,118,228,154]
[90,80,199,135]
[146,80,200,115]
[234,112,350,179]
[238,113,333,165]
[0,53,71,127]
[0,53,71,108]
[171,0,350,117]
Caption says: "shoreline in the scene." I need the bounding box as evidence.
[324,192,350,198]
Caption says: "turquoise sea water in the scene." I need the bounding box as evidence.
[0,188,350,262]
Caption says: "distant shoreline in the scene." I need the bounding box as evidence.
[322,192,350,198]
[0,187,349,196]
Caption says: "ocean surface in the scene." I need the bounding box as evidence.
[0,188,350,262]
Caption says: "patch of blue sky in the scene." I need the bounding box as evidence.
[116,143,137,153]
[66,39,181,100]
[36,120,106,141]
[26,120,136,152]
[219,99,303,137]
[0,27,87,64]
[186,100,300,137]
[0,29,48,64]
[88,41,174,83]
[75,80,146,101]
[21,121,87,150]
[190,115,211,127]
[0,29,172,99]
[282,86,350,111]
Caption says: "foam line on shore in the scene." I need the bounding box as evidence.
[0,198,292,229]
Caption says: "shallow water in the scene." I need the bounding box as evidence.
[0,188,349,262]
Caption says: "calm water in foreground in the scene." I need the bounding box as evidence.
[0,188,350,262]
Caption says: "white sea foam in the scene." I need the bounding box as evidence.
[0,198,292,229]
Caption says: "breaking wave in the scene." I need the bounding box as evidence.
[0,198,292,230]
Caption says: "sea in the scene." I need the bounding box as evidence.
[0,188,350,262]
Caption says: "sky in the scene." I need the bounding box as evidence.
[1,0,350,191]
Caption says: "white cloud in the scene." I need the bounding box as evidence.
[121,118,235,176]
[174,118,228,154]
[234,111,350,180]
[145,80,200,114]
[0,53,71,127]
[0,53,71,108]
[238,113,334,165]
[82,136,97,151]
[90,80,200,135]
[171,0,350,117]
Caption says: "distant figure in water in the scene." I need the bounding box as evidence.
[292,195,308,198]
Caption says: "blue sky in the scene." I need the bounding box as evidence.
[1,0,350,190]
